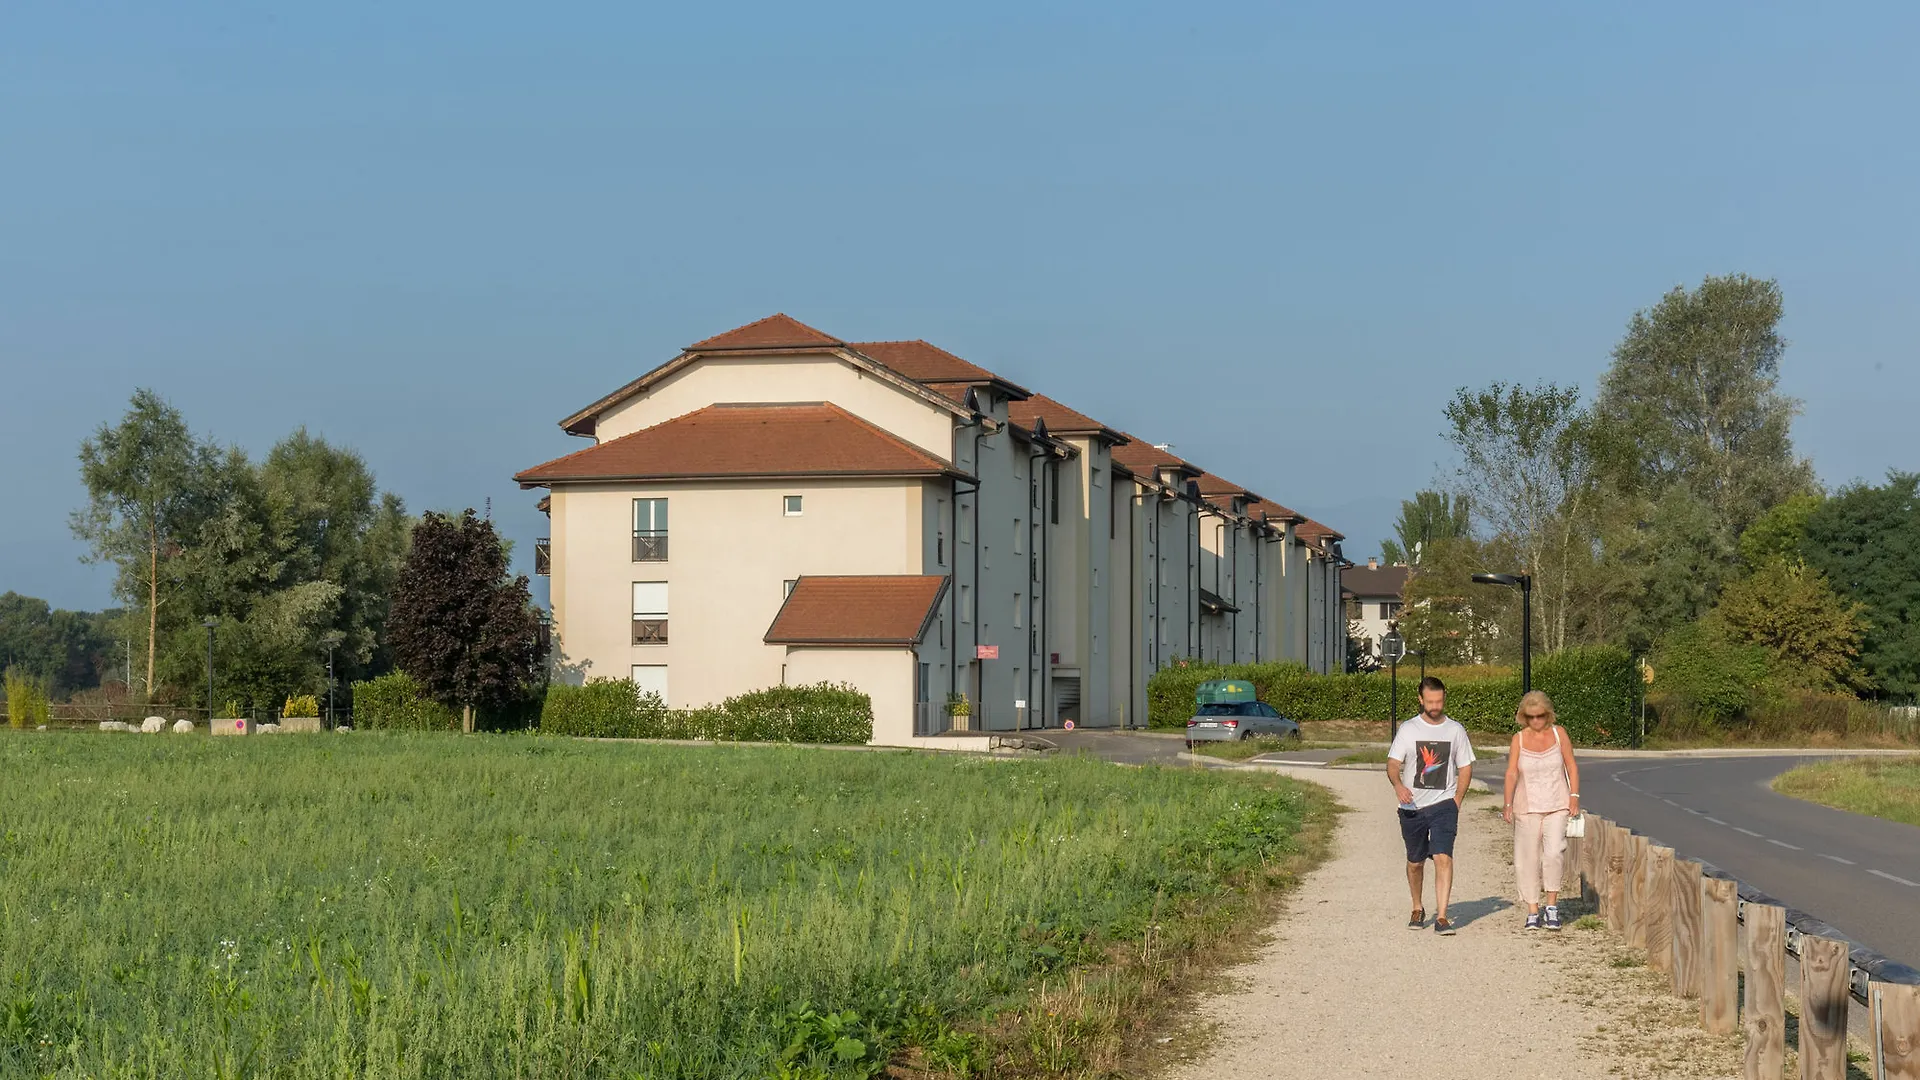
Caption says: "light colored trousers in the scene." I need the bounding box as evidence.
[1514,810,1570,906]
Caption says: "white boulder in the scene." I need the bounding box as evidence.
[172,719,195,733]
[99,720,128,732]
[337,725,353,733]
[260,722,280,733]
[141,716,165,734]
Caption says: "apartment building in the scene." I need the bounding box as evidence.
[516,314,1349,746]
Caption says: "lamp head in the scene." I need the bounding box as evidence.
[201,618,218,629]
[1471,573,1521,587]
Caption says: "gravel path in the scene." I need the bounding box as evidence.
[1169,765,1627,1080]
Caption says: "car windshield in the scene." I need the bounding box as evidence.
[1196,703,1258,716]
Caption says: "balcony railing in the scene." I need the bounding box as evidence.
[534,538,551,576]
[632,532,668,562]
[631,618,668,645]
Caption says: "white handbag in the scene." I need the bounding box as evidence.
[1565,814,1586,838]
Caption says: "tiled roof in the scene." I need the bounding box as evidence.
[1244,496,1304,525]
[517,403,954,484]
[1296,518,1346,544]
[1008,394,1126,442]
[689,313,845,352]
[1342,564,1411,599]
[852,340,1033,400]
[1110,434,1200,479]
[765,575,949,646]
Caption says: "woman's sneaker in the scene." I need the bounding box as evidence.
[1544,906,1562,931]
[1524,911,1543,931]
[1408,909,1425,930]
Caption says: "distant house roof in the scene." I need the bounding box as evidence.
[517,403,957,485]
[765,575,950,646]
[1342,564,1412,600]
[851,340,1031,401]
[689,313,845,352]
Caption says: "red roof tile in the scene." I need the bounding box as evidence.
[1244,496,1304,524]
[765,576,949,645]
[1296,518,1346,543]
[1008,394,1126,441]
[1110,435,1199,479]
[689,313,845,352]
[852,340,995,383]
[516,403,953,484]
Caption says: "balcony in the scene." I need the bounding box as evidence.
[631,618,668,645]
[632,532,668,562]
[534,538,551,576]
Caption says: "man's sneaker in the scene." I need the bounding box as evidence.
[1434,916,1456,936]
[1544,906,1562,931]
[1408,909,1425,930]
[1524,911,1542,931]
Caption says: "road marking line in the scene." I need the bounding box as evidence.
[1868,869,1920,887]
[1820,854,1855,865]
[1661,798,1679,806]
[1684,808,1705,815]
[1766,839,1801,850]
[1734,827,1764,838]
[1705,817,1728,826]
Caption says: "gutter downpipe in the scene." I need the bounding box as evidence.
[950,413,988,710]
[1128,479,1140,728]
[1253,519,1262,663]
[1026,441,1046,731]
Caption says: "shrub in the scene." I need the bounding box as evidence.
[1535,646,1638,748]
[4,669,51,729]
[350,671,460,731]
[1651,622,1772,723]
[283,694,320,718]
[539,680,873,744]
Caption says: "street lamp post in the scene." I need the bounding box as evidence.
[1380,628,1406,741]
[201,618,217,720]
[1470,573,1533,693]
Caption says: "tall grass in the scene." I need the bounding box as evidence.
[0,733,1322,1078]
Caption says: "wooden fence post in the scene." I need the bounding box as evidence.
[1646,845,1675,972]
[1605,825,1629,933]
[1702,877,1739,1036]
[1626,834,1652,950]
[1744,902,1786,1079]
[1565,827,1583,907]
[1798,934,1848,1080]
[1671,859,1704,998]
[1873,980,1920,1080]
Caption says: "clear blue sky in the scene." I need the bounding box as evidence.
[5,1,1917,611]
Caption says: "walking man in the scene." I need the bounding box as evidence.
[1387,676,1476,934]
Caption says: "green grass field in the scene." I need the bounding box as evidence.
[1772,754,1920,828]
[0,733,1328,1078]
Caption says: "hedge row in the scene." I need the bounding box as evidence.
[1146,646,1637,747]
[539,680,873,745]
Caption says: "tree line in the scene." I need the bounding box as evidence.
[1378,273,1917,714]
[1,390,548,725]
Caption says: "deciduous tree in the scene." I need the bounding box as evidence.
[388,510,547,731]
[1801,473,1920,699]
[1379,491,1471,566]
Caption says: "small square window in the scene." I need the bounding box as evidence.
[783,495,804,516]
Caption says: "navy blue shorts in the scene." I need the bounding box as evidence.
[1398,800,1459,863]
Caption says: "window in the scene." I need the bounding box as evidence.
[1013,518,1024,556]
[632,582,668,644]
[1013,592,1024,629]
[632,498,668,561]
[783,495,803,516]
[959,513,972,544]
[961,585,972,623]
[917,663,931,705]
[1049,461,1059,523]
[783,579,798,598]
[1380,601,1401,620]
[630,665,668,702]
[937,534,946,566]
[1093,568,1101,588]
[1109,487,1117,538]
[1031,477,1040,508]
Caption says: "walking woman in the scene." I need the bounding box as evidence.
[1502,690,1581,930]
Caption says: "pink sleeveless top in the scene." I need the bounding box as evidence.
[1514,726,1571,815]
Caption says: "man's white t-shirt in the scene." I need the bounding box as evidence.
[1388,715,1477,809]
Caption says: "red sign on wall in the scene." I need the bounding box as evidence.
[976,644,999,660]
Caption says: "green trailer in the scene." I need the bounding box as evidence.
[1194,679,1259,706]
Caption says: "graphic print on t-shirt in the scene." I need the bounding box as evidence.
[1413,741,1453,791]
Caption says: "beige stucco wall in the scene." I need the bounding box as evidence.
[782,647,917,745]
[548,478,926,706]
[593,353,956,460]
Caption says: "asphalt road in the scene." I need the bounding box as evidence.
[1581,755,1920,970]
